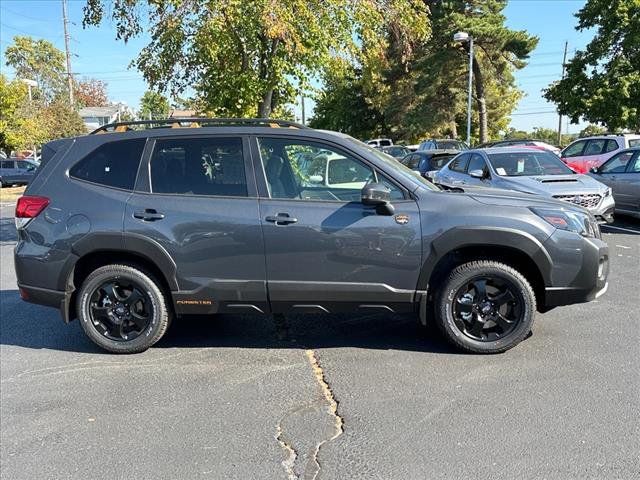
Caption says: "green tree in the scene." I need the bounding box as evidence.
[83,0,429,117]
[42,100,87,138]
[579,124,607,137]
[544,0,640,131]
[139,90,170,119]
[4,36,66,101]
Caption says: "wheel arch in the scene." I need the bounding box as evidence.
[419,227,553,311]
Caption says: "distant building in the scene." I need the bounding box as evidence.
[79,106,120,131]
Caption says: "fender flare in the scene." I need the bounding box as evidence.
[60,232,179,291]
[417,226,553,291]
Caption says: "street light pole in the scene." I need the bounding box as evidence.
[454,32,474,146]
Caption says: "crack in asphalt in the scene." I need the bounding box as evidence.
[272,314,344,479]
[304,348,344,480]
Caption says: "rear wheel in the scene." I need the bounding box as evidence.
[435,260,535,353]
[77,264,171,353]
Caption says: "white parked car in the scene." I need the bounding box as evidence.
[561,134,640,173]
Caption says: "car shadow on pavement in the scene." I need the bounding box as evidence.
[0,289,456,355]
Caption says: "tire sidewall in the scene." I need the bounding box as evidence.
[78,266,166,353]
[439,263,535,353]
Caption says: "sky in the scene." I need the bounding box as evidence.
[1,0,594,134]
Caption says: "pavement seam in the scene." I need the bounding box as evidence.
[304,348,344,480]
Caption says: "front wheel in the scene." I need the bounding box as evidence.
[77,264,171,353]
[435,260,536,353]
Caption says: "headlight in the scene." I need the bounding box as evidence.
[530,207,597,237]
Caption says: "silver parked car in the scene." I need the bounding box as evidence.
[588,147,640,219]
[0,158,38,187]
[434,148,615,223]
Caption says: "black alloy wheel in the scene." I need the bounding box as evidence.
[452,276,521,341]
[89,280,153,341]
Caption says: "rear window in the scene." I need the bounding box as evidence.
[70,139,146,190]
[449,154,469,172]
[150,137,247,197]
[431,154,455,169]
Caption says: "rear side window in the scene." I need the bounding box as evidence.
[1,160,15,168]
[584,139,606,155]
[628,139,640,148]
[70,139,146,190]
[449,154,469,172]
[406,155,421,169]
[605,139,619,152]
[150,137,247,197]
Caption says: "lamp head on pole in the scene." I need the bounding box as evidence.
[453,32,470,43]
[20,79,38,88]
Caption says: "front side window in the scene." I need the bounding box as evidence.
[629,153,640,173]
[258,137,404,202]
[70,138,146,190]
[150,137,247,197]
[600,151,634,174]
[449,154,469,173]
[563,140,587,158]
[466,154,487,174]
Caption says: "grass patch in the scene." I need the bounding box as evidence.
[0,186,26,203]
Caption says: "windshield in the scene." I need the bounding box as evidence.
[438,140,468,150]
[488,151,573,176]
[343,136,440,191]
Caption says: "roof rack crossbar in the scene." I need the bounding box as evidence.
[90,117,309,134]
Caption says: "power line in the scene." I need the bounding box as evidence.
[511,110,557,116]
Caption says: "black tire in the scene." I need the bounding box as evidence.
[77,264,171,353]
[435,260,536,354]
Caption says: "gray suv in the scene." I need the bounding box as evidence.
[14,119,609,354]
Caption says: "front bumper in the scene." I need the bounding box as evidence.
[543,233,609,308]
[590,195,615,224]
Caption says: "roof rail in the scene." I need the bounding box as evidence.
[90,117,309,134]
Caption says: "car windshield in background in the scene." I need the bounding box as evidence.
[439,141,467,150]
[488,151,574,176]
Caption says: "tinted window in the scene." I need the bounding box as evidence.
[258,137,403,201]
[629,153,640,173]
[431,154,455,169]
[600,151,634,174]
[438,140,467,150]
[17,161,34,170]
[449,154,469,172]
[605,139,619,152]
[628,139,640,148]
[467,154,486,173]
[584,139,606,155]
[1,160,15,169]
[70,139,146,190]
[150,137,247,197]
[563,140,587,157]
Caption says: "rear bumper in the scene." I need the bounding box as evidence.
[17,283,73,323]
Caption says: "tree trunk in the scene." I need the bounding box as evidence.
[472,56,488,144]
[258,90,273,118]
[450,121,458,139]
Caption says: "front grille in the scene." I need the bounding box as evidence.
[553,194,602,209]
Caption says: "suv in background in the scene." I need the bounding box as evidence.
[0,158,38,187]
[418,139,469,151]
[561,134,640,174]
[15,118,608,355]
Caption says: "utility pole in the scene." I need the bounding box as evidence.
[300,91,306,126]
[62,0,74,105]
[557,41,568,146]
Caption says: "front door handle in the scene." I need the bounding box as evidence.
[133,209,165,221]
[265,213,298,225]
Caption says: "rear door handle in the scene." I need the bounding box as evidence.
[133,209,165,221]
[265,213,298,225]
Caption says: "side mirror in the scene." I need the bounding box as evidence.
[361,182,394,215]
[469,169,485,179]
[590,167,599,174]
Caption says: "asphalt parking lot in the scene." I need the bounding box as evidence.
[1,202,638,480]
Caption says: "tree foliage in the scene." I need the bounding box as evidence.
[139,90,170,119]
[544,0,640,131]
[579,124,607,137]
[75,78,109,107]
[83,0,429,117]
[312,0,537,143]
[4,36,67,101]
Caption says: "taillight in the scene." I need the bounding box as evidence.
[15,195,49,229]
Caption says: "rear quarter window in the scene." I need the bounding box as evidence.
[69,138,146,190]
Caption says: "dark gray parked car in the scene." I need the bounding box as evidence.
[0,158,38,187]
[14,119,609,354]
[588,147,640,219]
